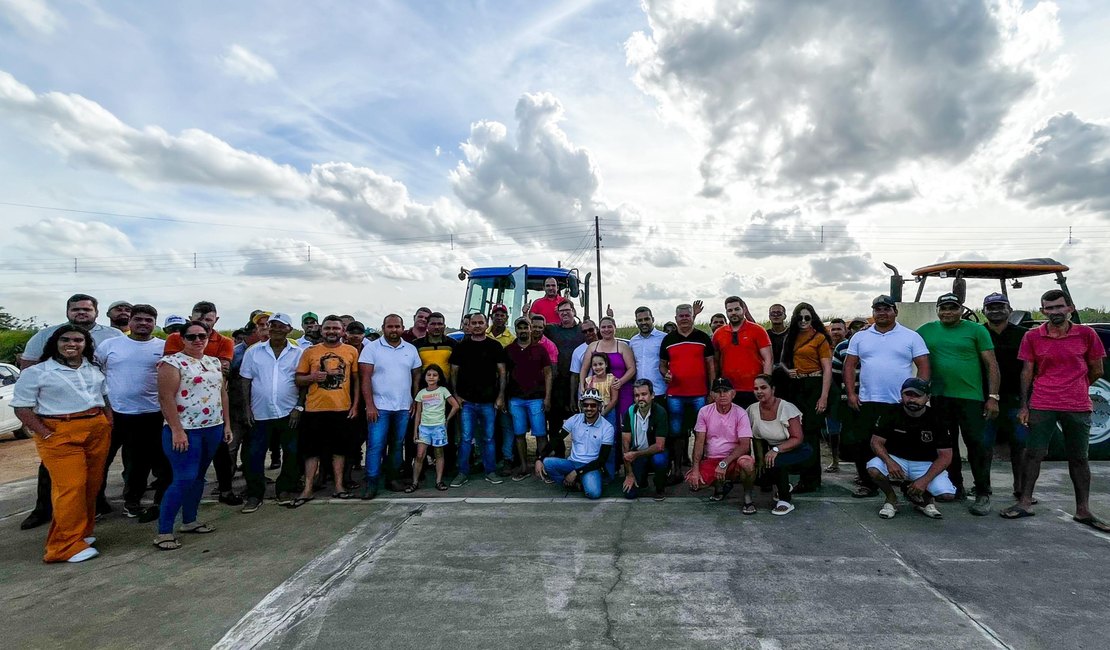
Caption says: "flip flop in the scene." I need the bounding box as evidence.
[288,497,314,509]
[1073,516,1110,533]
[403,484,419,494]
[741,502,757,515]
[180,523,215,534]
[435,482,449,492]
[999,505,1035,519]
[153,537,181,551]
[332,491,354,499]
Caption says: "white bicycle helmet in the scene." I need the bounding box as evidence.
[579,387,604,404]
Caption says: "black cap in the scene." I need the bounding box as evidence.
[901,377,931,395]
[711,377,734,392]
[871,295,896,308]
[936,292,962,307]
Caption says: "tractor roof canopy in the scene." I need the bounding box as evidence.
[911,258,1069,280]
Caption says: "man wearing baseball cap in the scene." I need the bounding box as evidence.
[163,315,187,336]
[981,293,1030,500]
[917,292,1000,516]
[106,300,132,333]
[535,387,613,499]
[486,304,515,347]
[867,377,957,520]
[843,295,930,498]
[686,378,755,502]
[297,312,321,347]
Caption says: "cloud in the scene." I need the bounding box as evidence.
[809,254,877,282]
[634,282,686,300]
[238,238,366,279]
[626,0,1054,201]
[728,208,859,258]
[376,256,423,281]
[0,0,60,34]
[220,45,278,84]
[16,218,135,270]
[719,271,791,301]
[1004,112,1110,214]
[451,91,641,248]
[634,246,689,268]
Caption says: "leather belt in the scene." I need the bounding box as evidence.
[40,407,104,421]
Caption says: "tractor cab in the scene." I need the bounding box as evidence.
[455,265,590,329]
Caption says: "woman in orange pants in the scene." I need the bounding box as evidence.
[13,325,112,563]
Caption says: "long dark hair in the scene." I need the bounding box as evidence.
[40,324,97,366]
[781,302,830,368]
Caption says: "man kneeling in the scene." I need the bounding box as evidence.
[535,388,613,499]
[867,378,956,519]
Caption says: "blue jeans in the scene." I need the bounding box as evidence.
[543,457,603,499]
[602,409,620,476]
[367,409,411,483]
[158,424,222,535]
[626,450,669,499]
[983,406,1029,449]
[507,397,546,459]
[667,395,706,438]
[460,402,496,475]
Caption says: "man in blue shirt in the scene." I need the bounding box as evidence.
[535,388,614,499]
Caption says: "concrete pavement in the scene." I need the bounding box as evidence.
[1,462,1108,649]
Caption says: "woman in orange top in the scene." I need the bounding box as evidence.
[780,302,832,492]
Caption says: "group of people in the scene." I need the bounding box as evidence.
[10,279,1107,564]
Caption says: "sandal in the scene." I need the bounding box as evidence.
[1073,515,1110,533]
[999,505,1035,519]
[288,497,314,509]
[435,482,448,492]
[772,501,795,516]
[741,502,757,515]
[332,491,354,499]
[153,537,181,551]
[824,463,840,473]
[403,484,419,494]
[180,523,215,534]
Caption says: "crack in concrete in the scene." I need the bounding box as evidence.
[601,504,633,650]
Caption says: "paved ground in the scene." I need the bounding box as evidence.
[1,457,1108,650]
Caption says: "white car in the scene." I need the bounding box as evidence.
[0,362,30,439]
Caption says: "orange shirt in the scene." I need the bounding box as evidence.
[296,343,360,412]
[711,321,771,392]
[792,331,831,375]
[163,330,235,362]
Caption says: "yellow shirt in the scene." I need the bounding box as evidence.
[486,327,515,347]
[295,344,360,412]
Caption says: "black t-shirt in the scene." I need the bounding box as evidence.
[451,337,507,403]
[874,407,951,462]
[545,324,585,377]
[986,323,1028,400]
[767,328,788,363]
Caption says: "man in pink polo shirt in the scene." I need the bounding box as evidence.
[686,378,756,502]
[527,277,568,325]
[1002,289,1107,532]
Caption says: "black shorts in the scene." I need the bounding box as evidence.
[299,411,350,459]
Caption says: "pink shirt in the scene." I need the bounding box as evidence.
[538,336,558,366]
[1018,323,1105,412]
[529,295,568,326]
[695,403,753,459]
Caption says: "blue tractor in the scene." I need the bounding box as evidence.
[454,265,590,331]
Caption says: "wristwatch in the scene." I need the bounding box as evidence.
[988,394,1000,401]
[771,446,780,453]
[293,405,305,412]
[717,460,728,469]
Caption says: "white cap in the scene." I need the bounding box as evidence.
[269,312,293,327]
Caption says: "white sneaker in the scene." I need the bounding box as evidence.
[67,547,100,563]
[916,503,943,519]
[878,502,897,519]
[83,536,97,545]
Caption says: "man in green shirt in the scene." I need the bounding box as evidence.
[917,292,1000,515]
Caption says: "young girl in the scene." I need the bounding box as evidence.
[407,365,459,492]
[584,353,621,475]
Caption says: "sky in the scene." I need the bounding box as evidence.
[1,0,1109,330]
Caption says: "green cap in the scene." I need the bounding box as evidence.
[301,311,319,323]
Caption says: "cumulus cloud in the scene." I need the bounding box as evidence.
[239,238,366,279]
[634,282,686,300]
[220,44,278,84]
[16,217,135,272]
[626,0,1054,201]
[809,254,877,282]
[635,246,689,268]
[0,0,60,34]
[1004,112,1110,214]
[729,208,859,258]
[376,256,423,281]
[451,92,641,248]
[719,271,791,301]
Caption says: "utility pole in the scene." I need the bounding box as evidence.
[594,215,602,314]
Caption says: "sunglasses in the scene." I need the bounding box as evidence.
[183,333,209,341]
[769,311,785,317]
[799,315,812,322]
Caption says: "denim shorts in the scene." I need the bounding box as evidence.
[417,424,448,448]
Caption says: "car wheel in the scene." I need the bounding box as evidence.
[13,425,31,440]
[1090,378,1110,446]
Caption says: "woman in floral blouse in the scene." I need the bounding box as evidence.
[153,321,231,550]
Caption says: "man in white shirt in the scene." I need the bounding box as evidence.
[629,307,667,396]
[843,295,931,498]
[20,293,123,530]
[359,314,422,499]
[93,304,167,522]
[239,312,305,512]
[568,319,599,405]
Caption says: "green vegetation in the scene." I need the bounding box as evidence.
[0,330,34,364]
